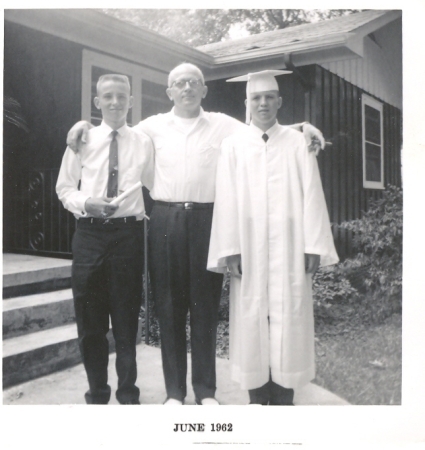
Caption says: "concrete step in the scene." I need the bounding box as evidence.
[3,289,75,339]
[3,254,72,298]
[2,323,116,389]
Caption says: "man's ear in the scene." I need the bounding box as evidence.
[277,97,283,109]
[166,88,173,101]
[129,96,134,109]
[202,85,208,99]
[94,97,100,110]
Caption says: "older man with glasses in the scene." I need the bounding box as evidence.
[66,63,325,406]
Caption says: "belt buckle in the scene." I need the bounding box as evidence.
[102,218,111,225]
[184,202,193,210]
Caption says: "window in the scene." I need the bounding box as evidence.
[362,94,384,189]
[81,50,168,126]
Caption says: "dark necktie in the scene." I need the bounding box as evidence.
[107,130,118,198]
[262,133,269,143]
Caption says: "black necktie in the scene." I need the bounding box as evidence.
[262,133,269,143]
[107,130,118,198]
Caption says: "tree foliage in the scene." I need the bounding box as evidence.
[100,9,362,47]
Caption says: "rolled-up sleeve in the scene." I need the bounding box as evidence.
[56,147,89,216]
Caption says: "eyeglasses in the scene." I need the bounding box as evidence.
[170,78,204,89]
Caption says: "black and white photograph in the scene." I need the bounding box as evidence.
[1,1,424,448]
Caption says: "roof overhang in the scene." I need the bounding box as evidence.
[4,9,215,82]
[202,32,364,80]
[201,10,402,81]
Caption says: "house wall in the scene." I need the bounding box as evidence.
[4,21,84,171]
[203,72,307,125]
[3,20,170,255]
[320,18,402,110]
[3,21,84,255]
[309,65,402,258]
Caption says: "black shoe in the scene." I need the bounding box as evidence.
[84,389,110,405]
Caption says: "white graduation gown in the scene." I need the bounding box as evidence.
[207,123,339,390]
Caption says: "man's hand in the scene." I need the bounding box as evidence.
[305,253,320,275]
[302,123,325,156]
[66,121,93,153]
[227,254,242,278]
[84,197,119,218]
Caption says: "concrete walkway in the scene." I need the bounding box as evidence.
[3,342,349,405]
[2,253,348,405]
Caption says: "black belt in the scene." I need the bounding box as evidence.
[155,201,214,210]
[78,216,138,225]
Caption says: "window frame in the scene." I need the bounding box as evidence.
[81,49,167,126]
[362,93,384,189]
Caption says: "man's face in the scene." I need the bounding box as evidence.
[94,80,133,126]
[166,66,208,115]
[248,90,282,130]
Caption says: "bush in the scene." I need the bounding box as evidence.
[338,185,403,323]
[313,265,358,327]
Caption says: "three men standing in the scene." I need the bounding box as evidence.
[65,64,329,405]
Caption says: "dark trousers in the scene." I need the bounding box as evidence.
[149,203,223,402]
[249,375,294,405]
[72,220,144,404]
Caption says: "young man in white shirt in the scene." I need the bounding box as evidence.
[208,70,339,405]
[66,64,325,406]
[57,74,154,404]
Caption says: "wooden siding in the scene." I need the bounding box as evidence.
[3,21,84,254]
[4,21,84,171]
[320,18,402,110]
[203,72,307,124]
[309,65,402,258]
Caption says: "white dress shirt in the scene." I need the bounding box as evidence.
[56,121,154,219]
[133,108,244,202]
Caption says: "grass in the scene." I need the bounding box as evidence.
[313,313,401,405]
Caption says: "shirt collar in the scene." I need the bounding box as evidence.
[250,120,279,138]
[100,121,129,137]
[166,107,210,125]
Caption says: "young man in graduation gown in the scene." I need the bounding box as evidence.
[207,70,339,405]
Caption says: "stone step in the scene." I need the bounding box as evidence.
[2,323,116,389]
[3,289,75,339]
[3,254,72,298]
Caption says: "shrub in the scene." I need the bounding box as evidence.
[338,185,403,323]
[313,265,358,327]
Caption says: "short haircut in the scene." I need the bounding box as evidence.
[96,74,131,94]
[168,63,205,87]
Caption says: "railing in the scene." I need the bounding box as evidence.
[3,169,76,258]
